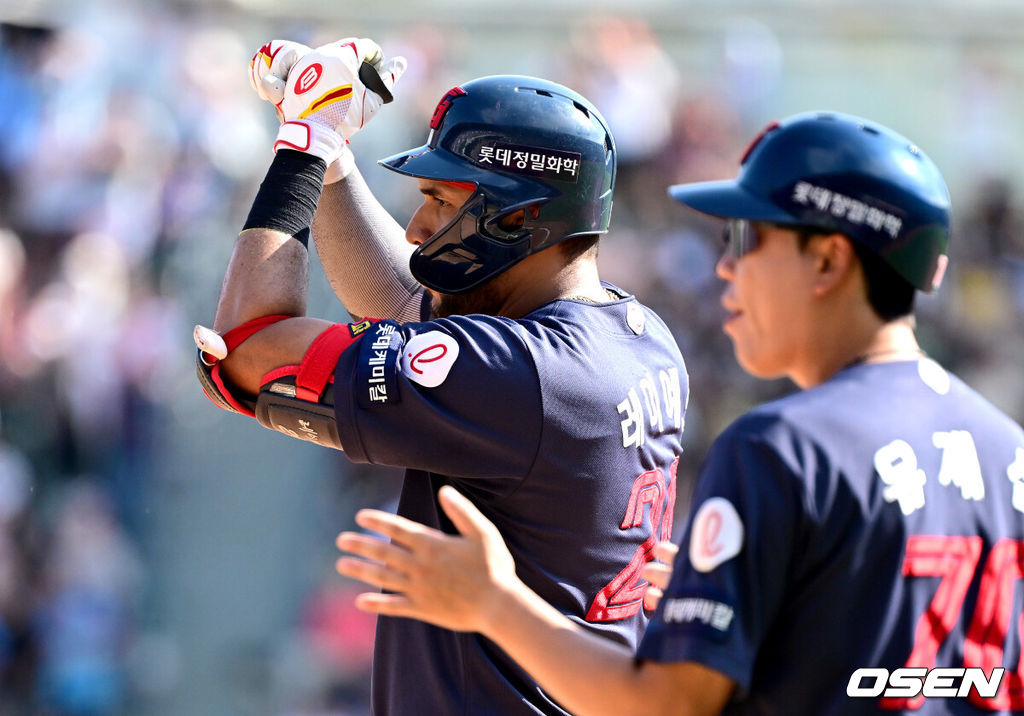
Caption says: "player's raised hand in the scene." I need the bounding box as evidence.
[642,539,678,612]
[271,38,406,176]
[279,38,406,140]
[320,37,406,137]
[335,485,518,634]
[249,39,312,121]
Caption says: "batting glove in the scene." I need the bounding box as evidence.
[249,39,311,121]
[251,40,355,179]
[269,38,406,180]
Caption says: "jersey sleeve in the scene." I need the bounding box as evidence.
[332,315,543,490]
[636,415,806,692]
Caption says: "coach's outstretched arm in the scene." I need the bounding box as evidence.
[336,487,735,716]
[249,39,421,322]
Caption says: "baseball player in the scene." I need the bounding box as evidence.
[200,39,689,714]
[336,112,1024,714]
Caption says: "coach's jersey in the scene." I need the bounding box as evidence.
[638,358,1024,715]
[333,285,688,715]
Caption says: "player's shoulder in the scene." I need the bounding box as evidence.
[528,282,678,342]
[406,305,557,351]
[712,360,923,462]
[395,314,536,383]
[937,363,1024,437]
[403,282,684,373]
[724,358,1024,454]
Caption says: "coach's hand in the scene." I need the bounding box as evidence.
[641,540,678,612]
[336,486,518,634]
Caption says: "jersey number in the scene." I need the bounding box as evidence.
[586,458,679,622]
[882,535,1024,710]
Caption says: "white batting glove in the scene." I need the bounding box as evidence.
[250,40,354,178]
[249,40,311,122]
[307,38,407,140]
[274,38,407,178]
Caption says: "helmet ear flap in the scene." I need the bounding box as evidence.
[485,198,550,244]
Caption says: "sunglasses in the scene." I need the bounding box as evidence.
[721,219,760,259]
[722,220,822,258]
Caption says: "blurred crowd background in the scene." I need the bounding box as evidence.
[0,0,1022,713]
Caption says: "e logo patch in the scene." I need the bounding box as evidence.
[401,331,459,388]
[689,497,744,573]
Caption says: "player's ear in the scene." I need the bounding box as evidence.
[810,233,856,297]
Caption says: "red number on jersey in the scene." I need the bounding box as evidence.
[964,538,1024,710]
[587,458,679,622]
[881,536,982,710]
[884,536,1024,710]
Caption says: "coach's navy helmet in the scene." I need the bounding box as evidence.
[379,75,616,294]
[668,111,951,292]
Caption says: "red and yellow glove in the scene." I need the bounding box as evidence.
[249,38,407,180]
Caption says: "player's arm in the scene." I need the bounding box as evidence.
[336,486,736,716]
[197,43,407,446]
[200,166,376,450]
[312,171,425,323]
[211,221,330,394]
[250,38,420,322]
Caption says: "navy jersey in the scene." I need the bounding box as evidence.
[334,285,688,715]
[638,358,1024,715]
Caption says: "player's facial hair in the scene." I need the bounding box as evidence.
[429,278,508,318]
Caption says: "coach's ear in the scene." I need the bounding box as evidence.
[809,233,857,297]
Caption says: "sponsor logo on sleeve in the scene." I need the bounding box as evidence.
[401,331,460,388]
[355,320,402,408]
[689,497,744,573]
[658,586,736,642]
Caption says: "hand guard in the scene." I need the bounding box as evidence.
[271,38,407,173]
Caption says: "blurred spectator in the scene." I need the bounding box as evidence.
[35,481,141,715]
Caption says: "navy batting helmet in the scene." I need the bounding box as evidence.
[379,75,616,294]
[668,111,951,292]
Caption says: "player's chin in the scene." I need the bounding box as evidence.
[427,289,466,319]
[730,342,784,380]
[430,290,463,319]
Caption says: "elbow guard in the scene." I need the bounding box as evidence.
[253,323,360,450]
[197,318,384,451]
[195,315,290,417]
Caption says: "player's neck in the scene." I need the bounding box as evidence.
[792,311,920,389]
[493,250,604,318]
